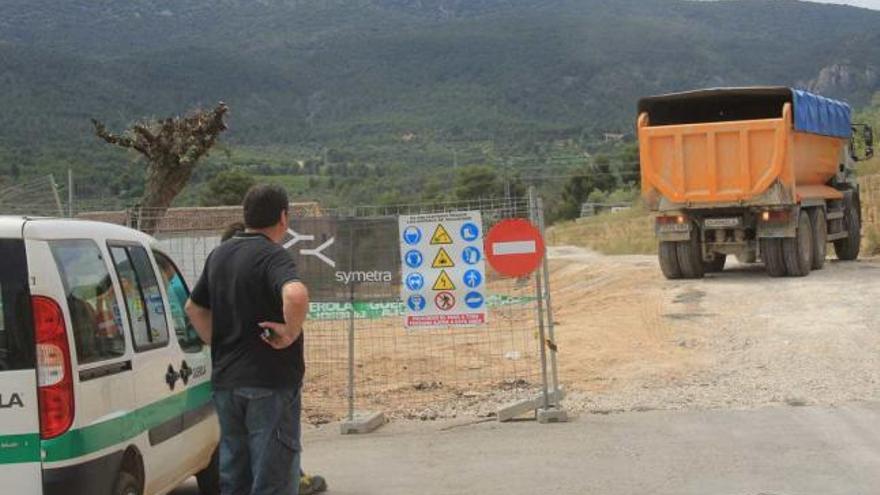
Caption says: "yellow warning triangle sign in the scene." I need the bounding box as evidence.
[432,270,456,291]
[430,224,453,245]
[432,247,455,268]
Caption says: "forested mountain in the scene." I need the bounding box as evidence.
[1,0,879,206]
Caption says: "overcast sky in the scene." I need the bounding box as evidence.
[799,0,880,8]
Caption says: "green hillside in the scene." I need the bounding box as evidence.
[1,0,879,208]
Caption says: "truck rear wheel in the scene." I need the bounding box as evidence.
[703,253,726,273]
[782,212,813,277]
[761,238,786,277]
[809,208,827,270]
[834,195,861,261]
[658,241,683,279]
[676,228,705,279]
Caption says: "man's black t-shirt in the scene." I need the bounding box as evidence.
[190,232,304,390]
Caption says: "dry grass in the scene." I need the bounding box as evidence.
[547,205,656,255]
[865,225,880,257]
[858,157,880,177]
[862,173,880,257]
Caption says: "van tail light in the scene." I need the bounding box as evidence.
[32,296,75,439]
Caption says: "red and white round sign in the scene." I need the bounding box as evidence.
[484,218,545,278]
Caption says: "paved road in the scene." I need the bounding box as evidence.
[173,401,880,495]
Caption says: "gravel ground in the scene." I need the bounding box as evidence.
[550,247,880,415]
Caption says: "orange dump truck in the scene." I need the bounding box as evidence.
[638,87,875,278]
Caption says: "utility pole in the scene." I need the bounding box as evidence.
[67,168,74,217]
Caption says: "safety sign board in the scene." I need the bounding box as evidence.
[399,210,487,328]
[484,218,545,278]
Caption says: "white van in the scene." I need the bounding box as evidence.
[0,216,219,495]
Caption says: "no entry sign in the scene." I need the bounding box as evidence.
[484,218,545,278]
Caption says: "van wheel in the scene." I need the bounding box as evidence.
[196,449,221,495]
[783,212,813,277]
[703,253,726,273]
[761,238,786,277]
[675,228,705,279]
[834,195,861,261]
[809,208,827,270]
[113,471,141,495]
[658,241,682,279]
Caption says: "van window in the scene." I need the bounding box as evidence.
[154,251,204,353]
[109,245,169,351]
[50,240,126,364]
[0,239,35,371]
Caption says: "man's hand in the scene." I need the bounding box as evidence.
[258,321,297,349]
[257,281,308,350]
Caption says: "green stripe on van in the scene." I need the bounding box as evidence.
[40,382,212,463]
[0,433,40,464]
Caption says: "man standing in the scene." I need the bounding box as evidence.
[186,184,309,495]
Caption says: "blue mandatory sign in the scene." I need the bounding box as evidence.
[464,291,485,309]
[460,222,480,242]
[405,273,425,291]
[461,246,482,265]
[463,269,482,289]
[403,226,422,245]
[407,294,427,312]
[405,249,424,269]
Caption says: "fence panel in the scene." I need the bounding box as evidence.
[151,197,551,423]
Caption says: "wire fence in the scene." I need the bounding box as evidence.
[70,195,560,424]
[0,175,65,216]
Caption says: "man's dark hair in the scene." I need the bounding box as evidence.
[242,184,289,229]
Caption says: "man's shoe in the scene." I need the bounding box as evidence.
[300,473,328,495]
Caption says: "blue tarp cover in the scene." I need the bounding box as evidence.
[792,89,852,138]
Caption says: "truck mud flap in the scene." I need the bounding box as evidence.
[757,213,799,239]
[656,223,691,242]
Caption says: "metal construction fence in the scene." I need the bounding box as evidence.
[43,193,563,426]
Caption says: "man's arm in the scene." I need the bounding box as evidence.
[259,281,309,349]
[185,299,213,345]
[187,252,213,344]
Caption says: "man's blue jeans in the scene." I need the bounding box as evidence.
[213,387,302,495]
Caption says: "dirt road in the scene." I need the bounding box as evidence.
[550,247,880,413]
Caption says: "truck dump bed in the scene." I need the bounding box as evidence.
[638,87,851,209]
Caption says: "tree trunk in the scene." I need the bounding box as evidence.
[137,160,195,235]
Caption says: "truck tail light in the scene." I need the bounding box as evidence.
[33,296,75,439]
[657,214,687,225]
[760,210,790,223]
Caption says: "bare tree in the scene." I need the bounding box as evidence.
[92,102,229,234]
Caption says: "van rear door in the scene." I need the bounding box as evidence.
[0,235,41,494]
